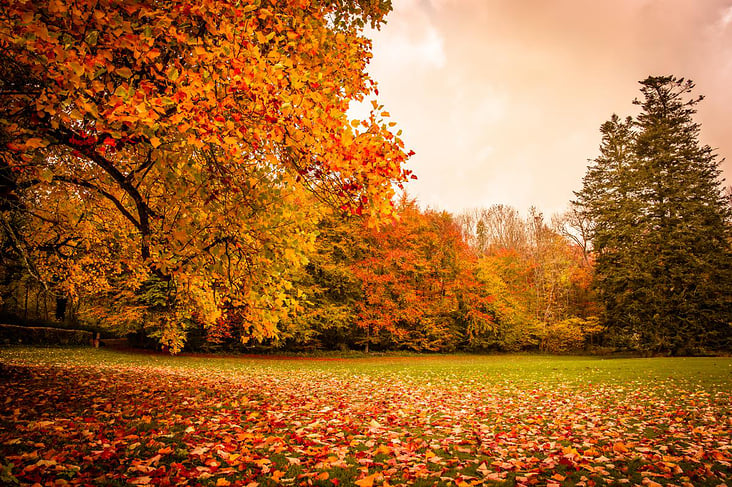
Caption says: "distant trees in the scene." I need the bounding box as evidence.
[458,205,598,352]
[457,205,528,254]
[280,197,495,352]
[576,76,732,354]
[196,199,596,354]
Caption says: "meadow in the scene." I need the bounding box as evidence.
[1,347,730,486]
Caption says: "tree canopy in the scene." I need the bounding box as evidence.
[0,0,412,351]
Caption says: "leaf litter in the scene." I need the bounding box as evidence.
[0,352,730,486]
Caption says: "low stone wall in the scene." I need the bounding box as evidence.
[0,324,94,346]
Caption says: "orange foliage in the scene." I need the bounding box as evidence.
[350,197,493,351]
[0,0,411,351]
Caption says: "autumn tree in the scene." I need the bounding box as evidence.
[350,198,468,351]
[274,212,365,350]
[456,205,527,255]
[474,248,537,350]
[459,205,598,351]
[576,76,732,354]
[281,197,492,352]
[0,0,411,351]
[553,203,594,267]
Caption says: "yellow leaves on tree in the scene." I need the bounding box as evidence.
[0,0,410,351]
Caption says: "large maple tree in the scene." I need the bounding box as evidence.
[0,0,411,351]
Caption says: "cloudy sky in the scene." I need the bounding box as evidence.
[361,0,732,216]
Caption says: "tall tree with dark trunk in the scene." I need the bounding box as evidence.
[576,76,732,354]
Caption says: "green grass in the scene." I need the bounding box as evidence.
[2,345,730,390]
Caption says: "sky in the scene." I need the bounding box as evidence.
[359,0,732,217]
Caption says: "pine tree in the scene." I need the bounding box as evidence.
[576,76,732,354]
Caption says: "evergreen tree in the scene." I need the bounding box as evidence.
[576,76,732,354]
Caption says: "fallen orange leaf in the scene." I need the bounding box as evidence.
[612,442,629,453]
[355,473,377,487]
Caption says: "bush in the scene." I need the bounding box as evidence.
[538,317,602,353]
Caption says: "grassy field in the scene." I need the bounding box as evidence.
[1,347,730,486]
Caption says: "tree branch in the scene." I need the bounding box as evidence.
[52,175,142,231]
[51,127,155,260]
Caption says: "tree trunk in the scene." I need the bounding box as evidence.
[55,297,67,322]
[24,286,28,321]
[35,287,41,319]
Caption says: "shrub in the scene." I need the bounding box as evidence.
[538,317,601,353]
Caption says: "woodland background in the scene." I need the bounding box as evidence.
[0,1,730,356]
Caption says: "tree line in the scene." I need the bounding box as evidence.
[1,192,599,353]
[1,1,729,354]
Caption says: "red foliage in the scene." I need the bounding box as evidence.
[350,197,492,350]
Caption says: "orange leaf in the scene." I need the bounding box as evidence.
[355,474,377,487]
[25,138,49,149]
[117,67,133,79]
[612,442,629,454]
[374,445,392,455]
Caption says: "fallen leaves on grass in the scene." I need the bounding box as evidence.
[0,358,730,486]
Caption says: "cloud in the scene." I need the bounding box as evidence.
[367,0,732,216]
[722,5,732,27]
[370,0,446,71]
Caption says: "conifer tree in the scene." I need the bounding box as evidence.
[576,76,732,353]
